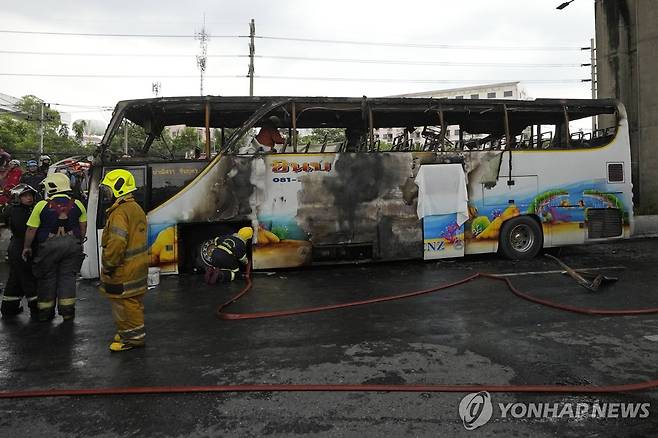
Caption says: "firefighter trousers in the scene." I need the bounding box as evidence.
[109,295,146,346]
[1,239,37,317]
[206,248,240,283]
[32,234,85,321]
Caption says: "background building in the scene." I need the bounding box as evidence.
[376,82,529,146]
[0,92,23,117]
[595,0,658,213]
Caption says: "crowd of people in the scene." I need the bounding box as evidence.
[0,153,52,206]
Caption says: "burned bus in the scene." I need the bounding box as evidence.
[80,96,633,278]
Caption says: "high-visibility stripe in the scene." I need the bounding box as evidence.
[120,330,145,339]
[124,244,148,258]
[108,226,128,239]
[58,298,76,306]
[27,297,37,302]
[120,324,145,335]
[101,275,148,295]
[1,296,21,301]
[38,301,55,309]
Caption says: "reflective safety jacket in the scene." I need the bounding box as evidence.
[100,195,148,298]
[215,234,248,264]
[26,194,86,243]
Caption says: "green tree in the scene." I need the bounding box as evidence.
[108,121,197,159]
[0,95,80,156]
[171,127,200,152]
[72,120,87,142]
[298,127,344,145]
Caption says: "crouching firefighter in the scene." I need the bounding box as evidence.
[23,173,87,321]
[203,227,253,284]
[99,169,148,352]
[1,184,38,319]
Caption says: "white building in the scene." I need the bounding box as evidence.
[0,92,22,116]
[375,81,529,146]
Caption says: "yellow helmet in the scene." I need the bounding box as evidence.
[42,172,71,196]
[101,169,137,198]
[237,227,254,241]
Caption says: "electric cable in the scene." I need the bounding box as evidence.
[2,263,657,399]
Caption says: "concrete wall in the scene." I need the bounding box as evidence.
[596,0,658,213]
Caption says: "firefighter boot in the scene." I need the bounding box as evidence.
[109,340,144,352]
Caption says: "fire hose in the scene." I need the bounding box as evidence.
[3,261,658,399]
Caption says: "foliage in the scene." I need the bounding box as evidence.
[72,120,86,142]
[377,141,393,151]
[0,95,83,158]
[298,128,345,145]
[171,127,200,152]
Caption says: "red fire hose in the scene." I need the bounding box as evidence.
[3,264,658,399]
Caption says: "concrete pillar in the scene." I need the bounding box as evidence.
[595,0,658,213]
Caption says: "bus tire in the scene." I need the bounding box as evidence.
[498,216,543,260]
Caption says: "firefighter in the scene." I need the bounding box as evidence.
[204,227,253,284]
[98,169,148,352]
[39,155,51,175]
[22,173,87,322]
[1,184,38,319]
[20,160,45,193]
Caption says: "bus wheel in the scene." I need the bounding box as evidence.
[499,216,543,260]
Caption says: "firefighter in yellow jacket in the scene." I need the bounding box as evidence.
[99,169,148,352]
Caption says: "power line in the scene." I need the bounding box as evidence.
[0,49,210,57]
[256,55,583,68]
[0,29,239,38]
[0,28,584,51]
[254,75,587,84]
[0,72,588,84]
[255,35,584,51]
[0,96,112,111]
[0,49,585,68]
[0,72,241,78]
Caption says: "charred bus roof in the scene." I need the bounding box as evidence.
[100,95,619,157]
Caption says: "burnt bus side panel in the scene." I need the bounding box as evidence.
[144,150,498,270]
[295,153,422,261]
[254,152,484,268]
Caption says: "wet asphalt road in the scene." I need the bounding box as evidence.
[1,238,658,437]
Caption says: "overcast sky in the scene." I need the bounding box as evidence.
[1,0,595,124]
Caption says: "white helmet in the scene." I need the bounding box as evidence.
[9,159,20,167]
[39,155,51,163]
[41,172,71,196]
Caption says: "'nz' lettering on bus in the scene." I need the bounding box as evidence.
[425,241,445,252]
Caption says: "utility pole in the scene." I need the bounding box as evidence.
[248,19,255,96]
[590,37,597,133]
[39,101,45,155]
[195,15,209,96]
[581,38,597,133]
[152,81,161,97]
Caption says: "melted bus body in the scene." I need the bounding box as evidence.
[80,96,633,278]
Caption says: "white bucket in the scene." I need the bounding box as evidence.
[147,267,161,287]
